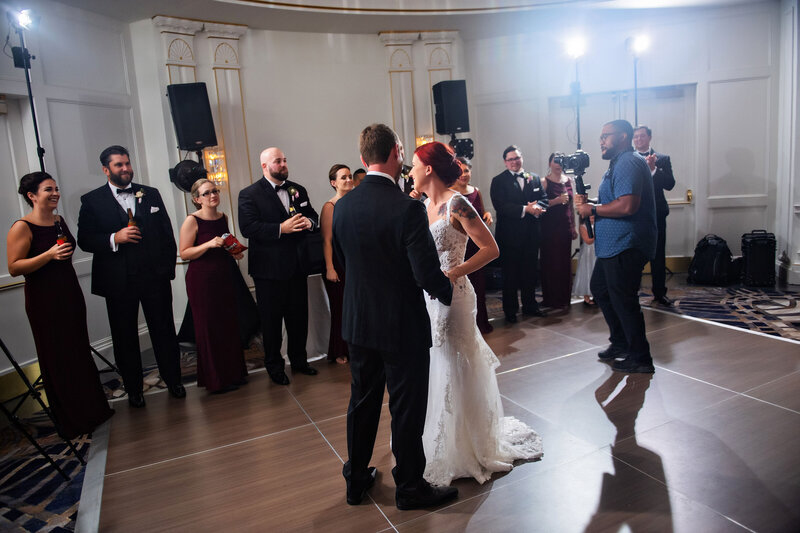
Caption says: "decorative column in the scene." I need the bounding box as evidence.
[204,22,250,232]
[379,32,419,156]
[420,31,459,144]
[152,16,203,85]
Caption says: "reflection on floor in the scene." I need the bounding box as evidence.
[96,305,800,532]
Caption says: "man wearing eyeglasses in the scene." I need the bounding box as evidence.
[576,120,657,374]
[78,145,184,408]
[489,145,549,323]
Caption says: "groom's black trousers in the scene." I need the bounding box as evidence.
[344,343,430,493]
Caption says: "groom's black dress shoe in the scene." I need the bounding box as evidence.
[598,345,628,361]
[396,482,458,510]
[346,467,377,505]
[168,384,186,398]
[505,314,518,323]
[127,392,146,408]
[292,364,318,376]
[269,371,290,385]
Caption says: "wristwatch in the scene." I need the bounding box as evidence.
[591,205,597,217]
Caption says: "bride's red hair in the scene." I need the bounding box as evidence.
[414,142,462,186]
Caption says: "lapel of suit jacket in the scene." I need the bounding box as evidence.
[103,183,129,226]
[261,177,290,218]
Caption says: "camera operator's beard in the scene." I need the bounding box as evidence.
[270,169,289,182]
[108,170,134,188]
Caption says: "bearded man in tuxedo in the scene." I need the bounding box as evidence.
[489,145,549,323]
[238,147,319,386]
[77,145,185,408]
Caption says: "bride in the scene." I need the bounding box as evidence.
[411,142,543,487]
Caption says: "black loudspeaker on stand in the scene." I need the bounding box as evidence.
[433,80,469,135]
[166,82,218,151]
[432,80,474,159]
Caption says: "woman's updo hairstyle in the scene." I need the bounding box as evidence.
[414,142,462,187]
[327,164,350,189]
[18,172,55,207]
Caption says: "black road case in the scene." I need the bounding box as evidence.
[741,229,776,286]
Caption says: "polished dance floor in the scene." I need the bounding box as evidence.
[91,304,800,532]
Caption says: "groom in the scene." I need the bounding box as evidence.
[333,124,457,509]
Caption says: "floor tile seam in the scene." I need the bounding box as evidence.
[737,394,800,416]
[603,444,757,532]
[496,345,598,376]
[644,305,800,345]
[741,369,800,394]
[498,391,609,460]
[294,391,397,530]
[104,422,315,478]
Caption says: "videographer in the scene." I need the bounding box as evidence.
[576,120,657,374]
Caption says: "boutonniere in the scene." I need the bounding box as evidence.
[522,172,534,184]
[287,186,300,215]
[135,189,145,204]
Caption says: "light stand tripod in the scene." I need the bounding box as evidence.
[9,14,46,172]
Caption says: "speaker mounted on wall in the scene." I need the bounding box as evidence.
[166,82,218,151]
[432,80,470,135]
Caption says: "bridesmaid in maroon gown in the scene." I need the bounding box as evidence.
[451,157,494,334]
[7,172,113,439]
[540,153,577,310]
[179,179,247,393]
[321,164,354,364]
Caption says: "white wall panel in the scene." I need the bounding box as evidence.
[46,100,135,242]
[707,77,771,199]
[708,10,775,72]
[37,13,129,95]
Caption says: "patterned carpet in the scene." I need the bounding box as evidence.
[486,283,800,342]
[2,281,799,531]
[0,413,87,532]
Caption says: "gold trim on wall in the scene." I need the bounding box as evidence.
[213,69,235,222]
[223,1,541,14]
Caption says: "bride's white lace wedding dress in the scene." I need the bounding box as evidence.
[422,193,543,487]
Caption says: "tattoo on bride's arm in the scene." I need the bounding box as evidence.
[452,196,478,220]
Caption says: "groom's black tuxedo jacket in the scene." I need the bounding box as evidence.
[77,183,176,297]
[489,169,548,251]
[332,174,452,354]
[238,177,319,281]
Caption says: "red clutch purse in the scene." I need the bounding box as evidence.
[221,233,247,255]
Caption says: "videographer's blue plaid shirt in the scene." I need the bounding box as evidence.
[595,148,657,259]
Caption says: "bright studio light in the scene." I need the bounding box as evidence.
[565,37,586,59]
[13,9,33,29]
[631,34,650,55]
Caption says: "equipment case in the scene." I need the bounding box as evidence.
[741,229,776,286]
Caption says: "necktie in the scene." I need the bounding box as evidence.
[117,188,133,195]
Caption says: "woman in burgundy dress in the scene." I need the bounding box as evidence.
[7,172,114,439]
[540,153,577,311]
[179,179,247,393]
[321,164,354,363]
[451,156,494,334]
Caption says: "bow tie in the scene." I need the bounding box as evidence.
[639,152,650,156]
[276,182,290,191]
[117,188,133,195]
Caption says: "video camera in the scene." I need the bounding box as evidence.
[553,150,590,176]
[553,150,594,238]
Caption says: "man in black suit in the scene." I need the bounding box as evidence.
[633,126,676,306]
[238,147,319,386]
[77,145,185,408]
[332,124,457,510]
[489,145,549,322]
